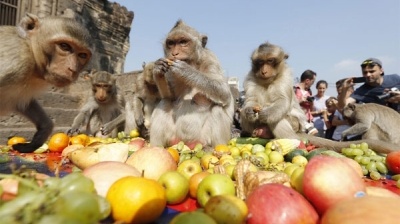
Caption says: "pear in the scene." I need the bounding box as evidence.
[204,195,248,224]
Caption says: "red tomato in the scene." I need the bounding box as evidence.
[386,151,400,175]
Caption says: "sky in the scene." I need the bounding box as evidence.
[112,0,400,97]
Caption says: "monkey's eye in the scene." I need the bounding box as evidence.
[265,58,276,66]
[177,39,190,47]
[78,53,88,59]
[59,43,72,52]
[166,39,190,48]
[166,39,176,48]
[253,59,264,67]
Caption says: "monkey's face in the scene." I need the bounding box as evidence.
[93,83,113,103]
[252,58,278,79]
[164,35,194,62]
[45,41,92,87]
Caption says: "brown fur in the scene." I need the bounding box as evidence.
[0,13,92,152]
[68,70,126,138]
[150,20,234,149]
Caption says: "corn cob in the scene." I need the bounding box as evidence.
[269,138,301,155]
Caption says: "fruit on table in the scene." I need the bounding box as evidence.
[189,171,210,199]
[170,211,217,224]
[48,132,70,152]
[106,176,166,224]
[321,196,400,224]
[246,183,318,224]
[7,136,27,146]
[177,159,203,180]
[386,150,400,174]
[196,173,236,207]
[68,143,129,169]
[82,161,141,197]
[125,146,177,180]
[158,171,190,205]
[303,155,366,215]
[204,194,248,224]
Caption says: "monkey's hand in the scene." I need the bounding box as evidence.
[67,128,80,136]
[243,107,258,122]
[135,115,145,128]
[100,124,113,136]
[153,58,170,76]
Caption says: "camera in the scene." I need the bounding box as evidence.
[376,87,399,100]
[306,96,315,102]
[352,77,366,83]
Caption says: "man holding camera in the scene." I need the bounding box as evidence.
[337,58,400,112]
[294,69,318,134]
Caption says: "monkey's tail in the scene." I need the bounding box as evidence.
[297,133,399,154]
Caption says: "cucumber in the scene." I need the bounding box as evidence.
[306,148,328,161]
[235,137,272,145]
[285,149,308,162]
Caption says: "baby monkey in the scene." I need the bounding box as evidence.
[67,70,126,138]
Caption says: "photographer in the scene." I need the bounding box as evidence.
[337,58,400,112]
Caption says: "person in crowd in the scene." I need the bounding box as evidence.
[294,69,318,134]
[332,79,360,141]
[323,96,338,140]
[337,58,400,112]
[311,80,330,137]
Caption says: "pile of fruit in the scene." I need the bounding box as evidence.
[1,131,400,223]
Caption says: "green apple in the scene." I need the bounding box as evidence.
[290,166,305,194]
[158,171,189,205]
[224,164,236,180]
[204,194,248,224]
[177,159,203,180]
[197,173,236,207]
[269,151,284,163]
[169,211,216,224]
[229,146,240,157]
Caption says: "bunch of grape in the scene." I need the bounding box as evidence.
[341,143,388,180]
[0,172,110,223]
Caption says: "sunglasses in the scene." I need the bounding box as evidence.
[361,60,380,67]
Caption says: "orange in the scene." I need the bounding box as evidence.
[76,134,89,146]
[189,171,210,198]
[106,176,166,224]
[215,144,230,153]
[167,147,180,164]
[69,136,85,146]
[7,136,27,146]
[48,133,70,153]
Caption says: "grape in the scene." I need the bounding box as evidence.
[43,177,62,190]
[397,179,400,189]
[349,143,357,149]
[360,156,371,165]
[96,195,111,220]
[341,148,353,156]
[366,161,377,172]
[55,191,101,223]
[375,161,388,174]
[369,171,381,180]
[370,155,384,162]
[351,148,364,156]
[37,215,81,224]
[361,165,369,176]
[60,172,96,194]
[353,155,363,163]
[360,142,369,150]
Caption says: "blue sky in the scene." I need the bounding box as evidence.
[113,0,400,97]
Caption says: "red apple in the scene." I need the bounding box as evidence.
[246,183,319,224]
[303,155,366,215]
[128,137,147,152]
[386,151,400,174]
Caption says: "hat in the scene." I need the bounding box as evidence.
[361,58,382,67]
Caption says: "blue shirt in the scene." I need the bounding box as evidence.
[351,74,400,111]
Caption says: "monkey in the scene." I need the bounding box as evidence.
[341,103,400,144]
[240,42,399,154]
[240,42,313,139]
[67,70,126,138]
[0,13,92,153]
[150,20,234,150]
[125,61,161,139]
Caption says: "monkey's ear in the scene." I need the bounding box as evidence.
[201,35,208,48]
[348,103,356,110]
[17,13,40,38]
[284,54,289,59]
[142,62,146,69]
